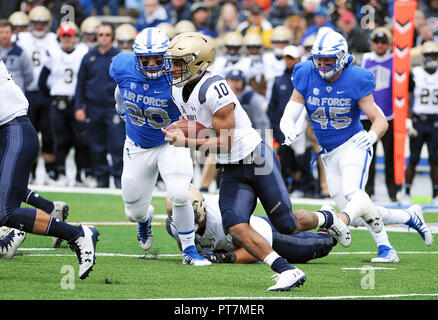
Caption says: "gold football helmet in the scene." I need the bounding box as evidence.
[174,20,196,35]
[80,16,102,35]
[165,32,215,87]
[156,22,176,40]
[29,6,51,37]
[422,41,438,70]
[8,11,30,29]
[29,6,51,23]
[115,23,137,51]
[270,25,293,44]
[166,184,206,232]
[243,33,263,48]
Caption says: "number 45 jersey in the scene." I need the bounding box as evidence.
[292,60,376,151]
[110,51,181,149]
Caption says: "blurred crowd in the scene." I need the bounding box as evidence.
[1,0,437,204]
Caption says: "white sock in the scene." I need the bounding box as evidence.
[377,206,411,225]
[172,202,196,251]
[316,211,326,227]
[364,221,391,248]
[263,251,280,267]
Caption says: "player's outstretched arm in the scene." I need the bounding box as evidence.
[279,89,307,146]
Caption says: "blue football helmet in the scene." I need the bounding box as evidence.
[310,30,349,79]
[133,27,169,79]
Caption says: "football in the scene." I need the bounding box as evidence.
[166,119,209,139]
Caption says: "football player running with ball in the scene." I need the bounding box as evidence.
[161,32,357,291]
[109,27,211,266]
[279,30,433,263]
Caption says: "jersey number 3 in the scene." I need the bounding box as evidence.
[311,106,352,129]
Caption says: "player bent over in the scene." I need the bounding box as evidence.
[109,27,210,266]
[161,32,356,291]
[0,58,98,279]
[166,185,336,265]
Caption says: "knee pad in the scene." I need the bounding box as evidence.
[121,176,143,204]
[167,183,190,207]
[343,190,378,223]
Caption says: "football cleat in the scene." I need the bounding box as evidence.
[182,245,212,266]
[137,219,154,251]
[0,229,26,259]
[370,245,400,263]
[69,225,99,280]
[321,204,351,247]
[50,201,69,248]
[405,204,433,246]
[267,268,306,291]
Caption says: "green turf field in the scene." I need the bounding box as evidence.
[1,191,437,302]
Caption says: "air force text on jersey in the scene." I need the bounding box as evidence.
[307,96,352,107]
[123,89,169,108]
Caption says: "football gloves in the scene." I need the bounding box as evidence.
[200,248,236,264]
[352,130,377,150]
[406,118,418,137]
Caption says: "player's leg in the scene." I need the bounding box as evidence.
[121,139,157,251]
[158,144,210,265]
[104,111,124,188]
[219,164,306,291]
[426,125,438,205]
[49,98,71,186]
[0,116,98,278]
[400,120,424,205]
[24,188,69,248]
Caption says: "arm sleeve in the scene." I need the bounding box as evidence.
[279,100,306,139]
[38,66,51,97]
[114,85,125,114]
[74,57,87,110]
[21,51,34,90]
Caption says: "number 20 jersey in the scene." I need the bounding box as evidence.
[110,51,181,149]
[292,60,376,151]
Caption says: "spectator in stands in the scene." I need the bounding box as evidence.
[78,0,94,16]
[299,5,334,46]
[134,0,169,31]
[301,0,321,27]
[93,0,119,15]
[267,0,301,27]
[191,2,217,38]
[365,0,391,27]
[239,0,258,22]
[336,9,370,53]
[75,23,124,188]
[285,14,307,46]
[361,27,400,202]
[0,21,33,92]
[165,0,193,25]
[424,0,438,34]
[237,5,273,49]
[414,9,427,47]
[125,0,144,15]
[215,1,240,37]
[203,0,224,33]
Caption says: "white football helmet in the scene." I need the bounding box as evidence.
[310,30,349,79]
[133,27,169,79]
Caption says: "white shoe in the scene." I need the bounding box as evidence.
[69,225,99,279]
[182,245,212,266]
[405,204,433,246]
[84,176,97,188]
[50,201,69,248]
[0,229,26,259]
[370,245,400,263]
[321,204,351,248]
[267,268,306,291]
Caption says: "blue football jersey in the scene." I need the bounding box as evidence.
[109,51,181,149]
[292,60,376,150]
